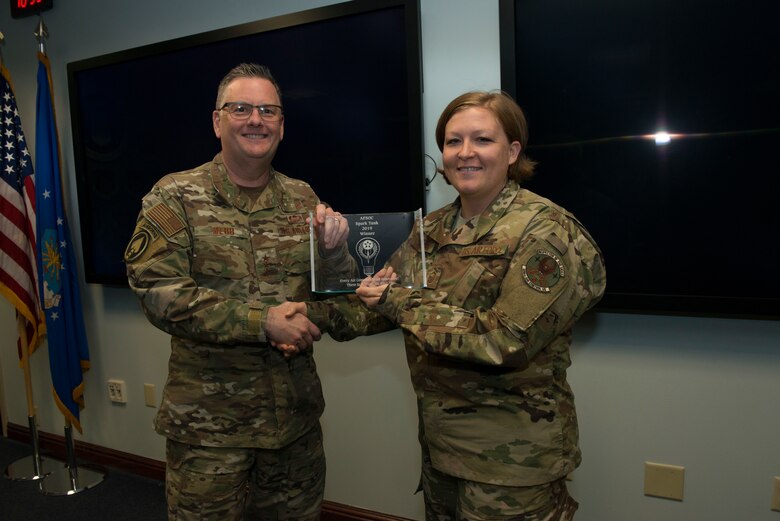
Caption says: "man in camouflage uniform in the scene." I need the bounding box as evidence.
[309,91,606,520]
[125,63,352,520]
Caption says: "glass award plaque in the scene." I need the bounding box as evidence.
[310,209,426,293]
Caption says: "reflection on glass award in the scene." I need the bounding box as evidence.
[310,209,426,293]
[356,238,381,276]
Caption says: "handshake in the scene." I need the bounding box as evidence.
[263,204,349,357]
[265,266,398,357]
[264,301,320,358]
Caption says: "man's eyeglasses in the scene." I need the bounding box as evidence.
[219,102,284,122]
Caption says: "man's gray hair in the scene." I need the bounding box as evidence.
[216,63,282,108]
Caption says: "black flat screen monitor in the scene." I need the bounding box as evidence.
[68,0,423,286]
[500,0,779,318]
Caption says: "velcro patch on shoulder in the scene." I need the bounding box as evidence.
[546,233,568,256]
[146,203,186,238]
[522,249,565,293]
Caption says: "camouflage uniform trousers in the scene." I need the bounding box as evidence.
[165,424,325,521]
[421,450,578,521]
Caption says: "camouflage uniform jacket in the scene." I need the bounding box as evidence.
[315,180,606,486]
[125,153,339,449]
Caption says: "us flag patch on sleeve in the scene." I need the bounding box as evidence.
[146,203,185,238]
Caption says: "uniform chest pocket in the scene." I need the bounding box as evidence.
[276,234,311,274]
[192,236,251,279]
[276,237,313,300]
[444,258,504,309]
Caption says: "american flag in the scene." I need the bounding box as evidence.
[0,65,44,357]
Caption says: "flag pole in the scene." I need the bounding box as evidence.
[39,418,105,496]
[33,15,47,55]
[3,316,52,481]
[32,13,105,495]
[0,25,52,483]
[19,314,43,476]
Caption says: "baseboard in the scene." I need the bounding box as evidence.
[320,501,416,521]
[5,422,414,521]
[6,421,165,480]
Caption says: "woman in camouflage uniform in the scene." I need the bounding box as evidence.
[351,91,607,520]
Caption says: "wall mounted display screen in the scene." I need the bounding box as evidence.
[499,0,779,318]
[68,0,423,285]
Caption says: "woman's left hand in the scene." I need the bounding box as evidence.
[356,266,397,308]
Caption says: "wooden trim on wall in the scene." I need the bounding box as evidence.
[7,421,166,480]
[321,501,416,521]
[5,422,415,521]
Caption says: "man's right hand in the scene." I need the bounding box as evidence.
[265,302,321,355]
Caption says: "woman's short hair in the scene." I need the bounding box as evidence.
[435,90,536,182]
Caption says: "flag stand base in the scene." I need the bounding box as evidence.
[4,454,54,481]
[3,415,53,480]
[38,463,105,495]
[38,422,106,495]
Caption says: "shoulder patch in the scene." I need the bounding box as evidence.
[146,203,186,238]
[522,249,565,293]
[125,228,151,262]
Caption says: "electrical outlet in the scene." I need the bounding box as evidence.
[107,379,127,403]
[771,476,780,512]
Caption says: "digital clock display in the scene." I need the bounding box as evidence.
[10,0,53,19]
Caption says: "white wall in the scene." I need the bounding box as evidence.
[1,2,779,520]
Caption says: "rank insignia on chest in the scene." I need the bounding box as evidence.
[424,267,441,288]
[522,249,565,293]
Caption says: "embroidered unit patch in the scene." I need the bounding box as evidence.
[522,249,565,292]
[125,228,151,262]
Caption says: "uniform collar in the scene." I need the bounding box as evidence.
[426,179,520,246]
[210,152,281,212]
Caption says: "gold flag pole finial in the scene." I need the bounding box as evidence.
[34,15,48,55]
